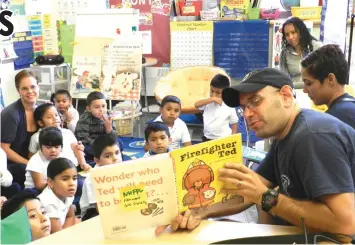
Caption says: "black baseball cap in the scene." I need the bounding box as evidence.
[222,68,294,108]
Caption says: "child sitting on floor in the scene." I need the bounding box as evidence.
[51,89,79,133]
[1,147,21,199]
[80,134,123,221]
[1,190,51,241]
[38,158,79,233]
[144,122,171,157]
[25,127,63,191]
[75,91,122,161]
[29,103,90,170]
[194,74,238,142]
[153,95,191,149]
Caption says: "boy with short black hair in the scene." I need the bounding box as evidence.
[144,122,171,157]
[1,190,51,241]
[194,74,238,142]
[79,134,123,221]
[75,91,122,160]
[153,95,191,149]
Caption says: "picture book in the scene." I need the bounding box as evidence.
[90,134,243,239]
[171,133,243,213]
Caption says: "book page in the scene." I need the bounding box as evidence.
[90,153,178,239]
[171,134,243,213]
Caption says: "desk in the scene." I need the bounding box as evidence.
[142,57,158,114]
[30,218,301,244]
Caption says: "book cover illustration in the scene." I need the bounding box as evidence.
[171,134,243,213]
[70,37,112,99]
[90,153,178,239]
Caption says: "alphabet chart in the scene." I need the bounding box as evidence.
[170,21,213,70]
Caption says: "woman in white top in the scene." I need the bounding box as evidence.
[280,17,323,87]
[38,158,79,234]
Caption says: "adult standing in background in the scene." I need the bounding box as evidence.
[280,17,322,87]
[301,44,355,129]
[1,70,39,188]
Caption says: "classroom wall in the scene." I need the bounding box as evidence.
[0,20,351,106]
[0,63,19,106]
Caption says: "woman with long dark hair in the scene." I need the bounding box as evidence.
[280,17,322,86]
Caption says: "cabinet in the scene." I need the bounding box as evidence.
[30,64,70,102]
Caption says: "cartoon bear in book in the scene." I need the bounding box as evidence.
[182,159,216,209]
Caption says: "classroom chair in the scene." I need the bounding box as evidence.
[154,66,230,114]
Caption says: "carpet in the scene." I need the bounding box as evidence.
[120,137,146,161]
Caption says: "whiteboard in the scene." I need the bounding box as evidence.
[75,9,140,38]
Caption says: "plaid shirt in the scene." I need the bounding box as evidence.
[75,111,117,146]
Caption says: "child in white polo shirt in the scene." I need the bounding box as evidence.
[38,158,79,233]
[80,134,123,221]
[195,74,238,141]
[153,95,191,149]
[25,127,63,191]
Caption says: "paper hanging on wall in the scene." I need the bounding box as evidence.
[101,38,142,101]
[170,21,213,70]
[57,21,75,64]
[139,31,152,54]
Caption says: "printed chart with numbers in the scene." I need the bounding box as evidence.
[170,21,213,70]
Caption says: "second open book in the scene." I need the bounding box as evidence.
[90,134,243,239]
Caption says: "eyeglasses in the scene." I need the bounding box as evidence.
[19,85,38,93]
[240,90,280,112]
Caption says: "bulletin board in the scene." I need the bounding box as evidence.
[213,20,269,79]
[170,21,214,70]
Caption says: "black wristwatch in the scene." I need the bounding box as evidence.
[261,189,279,212]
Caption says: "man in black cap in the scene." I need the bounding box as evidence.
[158,68,355,238]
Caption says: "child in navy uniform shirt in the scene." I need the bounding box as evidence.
[144,122,171,157]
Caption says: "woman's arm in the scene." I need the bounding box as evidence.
[1,143,28,164]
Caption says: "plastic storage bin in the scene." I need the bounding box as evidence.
[248,7,260,20]
[260,8,280,20]
[291,6,322,19]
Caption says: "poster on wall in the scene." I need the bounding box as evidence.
[320,0,348,52]
[55,0,107,24]
[170,21,213,70]
[57,21,75,64]
[71,37,113,99]
[272,20,314,69]
[71,37,142,100]
[272,21,283,69]
[102,40,142,100]
[27,15,44,57]
[109,0,171,64]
